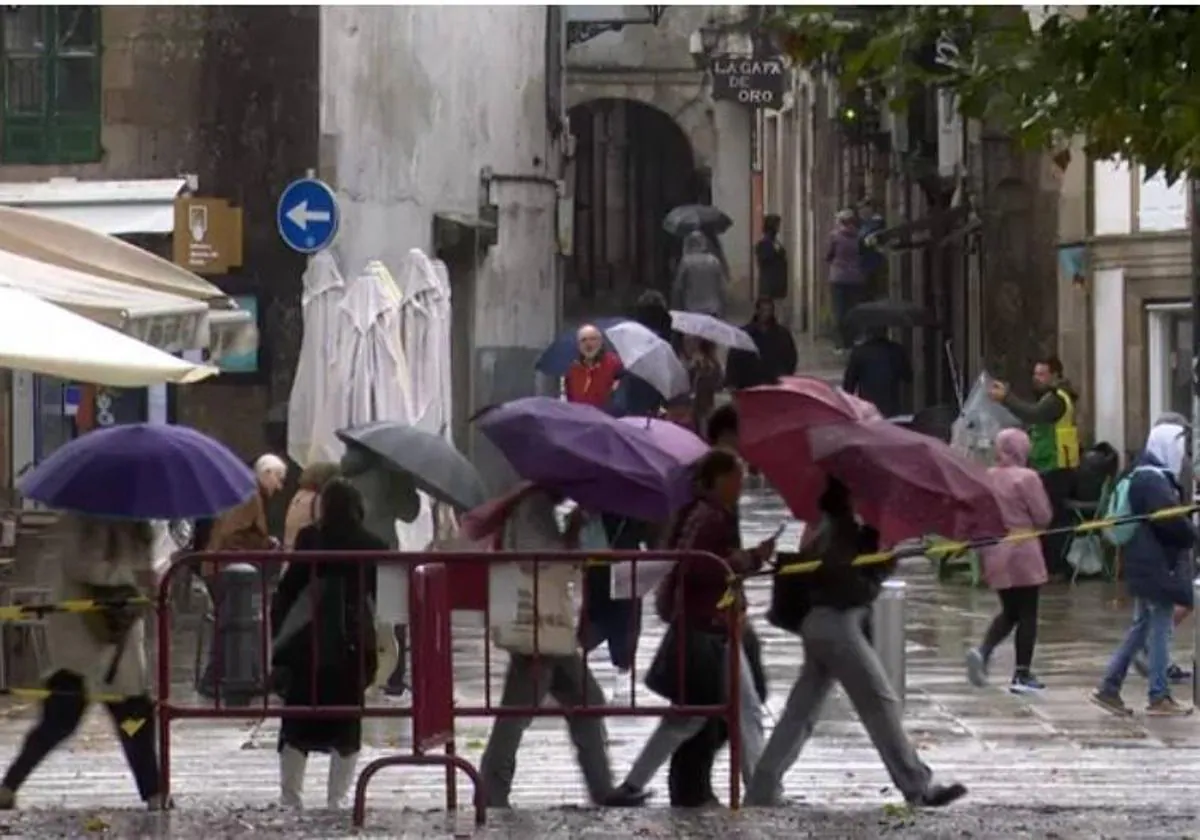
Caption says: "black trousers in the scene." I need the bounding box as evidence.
[2,670,161,801]
[1039,469,1075,577]
[666,626,768,807]
[980,585,1041,674]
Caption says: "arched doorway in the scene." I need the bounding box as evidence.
[565,98,698,319]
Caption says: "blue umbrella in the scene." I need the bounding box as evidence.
[534,316,629,377]
[476,397,702,521]
[19,423,257,520]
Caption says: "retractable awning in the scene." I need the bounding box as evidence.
[0,247,213,354]
[0,287,217,387]
[0,177,187,236]
[0,184,254,358]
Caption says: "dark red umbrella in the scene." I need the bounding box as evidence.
[807,420,1007,545]
[735,376,880,521]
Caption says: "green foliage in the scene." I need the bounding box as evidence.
[773,6,1200,181]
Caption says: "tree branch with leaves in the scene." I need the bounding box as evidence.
[773,5,1200,181]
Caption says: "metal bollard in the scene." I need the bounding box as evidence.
[204,562,266,707]
[1193,577,1200,709]
[872,579,907,705]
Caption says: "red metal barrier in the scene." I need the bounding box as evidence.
[155,548,744,825]
[353,563,484,828]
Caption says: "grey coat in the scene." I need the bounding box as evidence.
[672,232,728,317]
[42,516,172,699]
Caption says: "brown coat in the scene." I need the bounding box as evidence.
[204,491,272,575]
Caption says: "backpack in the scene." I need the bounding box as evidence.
[1102,467,1157,546]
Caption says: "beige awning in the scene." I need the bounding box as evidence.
[0,286,217,387]
[0,204,227,304]
[0,246,214,353]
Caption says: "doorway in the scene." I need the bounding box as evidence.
[566,98,697,319]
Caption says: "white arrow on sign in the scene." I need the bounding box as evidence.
[286,200,332,231]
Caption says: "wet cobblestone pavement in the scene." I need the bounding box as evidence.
[0,489,1198,836]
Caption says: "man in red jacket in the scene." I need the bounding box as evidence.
[564,324,622,409]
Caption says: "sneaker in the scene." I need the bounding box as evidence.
[1146,696,1194,717]
[1134,656,1191,683]
[1166,664,1193,685]
[965,648,988,688]
[604,783,653,807]
[0,786,14,810]
[909,782,968,808]
[1089,689,1133,717]
[1008,673,1045,695]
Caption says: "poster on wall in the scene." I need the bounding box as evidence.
[218,294,261,374]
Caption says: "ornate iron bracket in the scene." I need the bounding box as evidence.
[566,6,667,49]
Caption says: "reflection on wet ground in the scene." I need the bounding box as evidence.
[0,490,1196,835]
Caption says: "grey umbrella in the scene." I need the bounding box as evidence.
[663,204,733,237]
[335,422,487,512]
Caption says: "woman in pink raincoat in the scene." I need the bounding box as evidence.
[965,428,1053,694]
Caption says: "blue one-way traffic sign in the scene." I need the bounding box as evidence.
[276,177,340,254]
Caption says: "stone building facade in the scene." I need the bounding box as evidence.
[318,6,567,484]
[0,6,318,465]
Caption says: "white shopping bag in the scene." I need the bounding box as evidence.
[610,558,676,600]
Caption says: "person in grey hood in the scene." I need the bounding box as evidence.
[672,231,728,318]
[826,209,866,350]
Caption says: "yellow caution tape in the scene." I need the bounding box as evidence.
[0,595,152,623]
[775,503,1199,576]
[714,503,1200,607]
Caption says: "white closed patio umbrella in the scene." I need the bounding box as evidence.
[0,286,217,387]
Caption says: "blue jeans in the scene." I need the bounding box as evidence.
[1100,598,1175,701]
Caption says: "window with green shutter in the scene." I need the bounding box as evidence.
[1,7,101,165]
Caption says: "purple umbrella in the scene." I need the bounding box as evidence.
[617,416,710,465]
[19,423,257,520]
[476,397,704,521]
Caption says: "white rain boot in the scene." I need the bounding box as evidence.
[280,746,307,810]
[327,751,359,809]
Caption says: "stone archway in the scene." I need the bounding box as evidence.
[565,98,698,319]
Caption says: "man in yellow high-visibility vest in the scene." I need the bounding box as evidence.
[989,357,1080,577]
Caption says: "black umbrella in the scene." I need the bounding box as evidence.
[336,422,487,512]
[663,204,733,237]
[845,299,939,332]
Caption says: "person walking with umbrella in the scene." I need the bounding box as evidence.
[606,450,776,806]
[842,325,912,419]
[472,485,632,808]
[612,292,671,418]
[271,478,384,809]
[0,516,170,811]
[672,232,728,319]
[4,422,259,812]
[964,428,1054,694]
[664,409,771,808]
[747,477,968,808]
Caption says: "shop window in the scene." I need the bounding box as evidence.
[1,6,101,164]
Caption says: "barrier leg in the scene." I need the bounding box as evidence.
[872,580,907,705]
[445,739,459,810]
[1193,577,1200,709]
[352,753,485,829]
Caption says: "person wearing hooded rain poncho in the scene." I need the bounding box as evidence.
[671,231,728,318]
[1091,422,1197,718]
